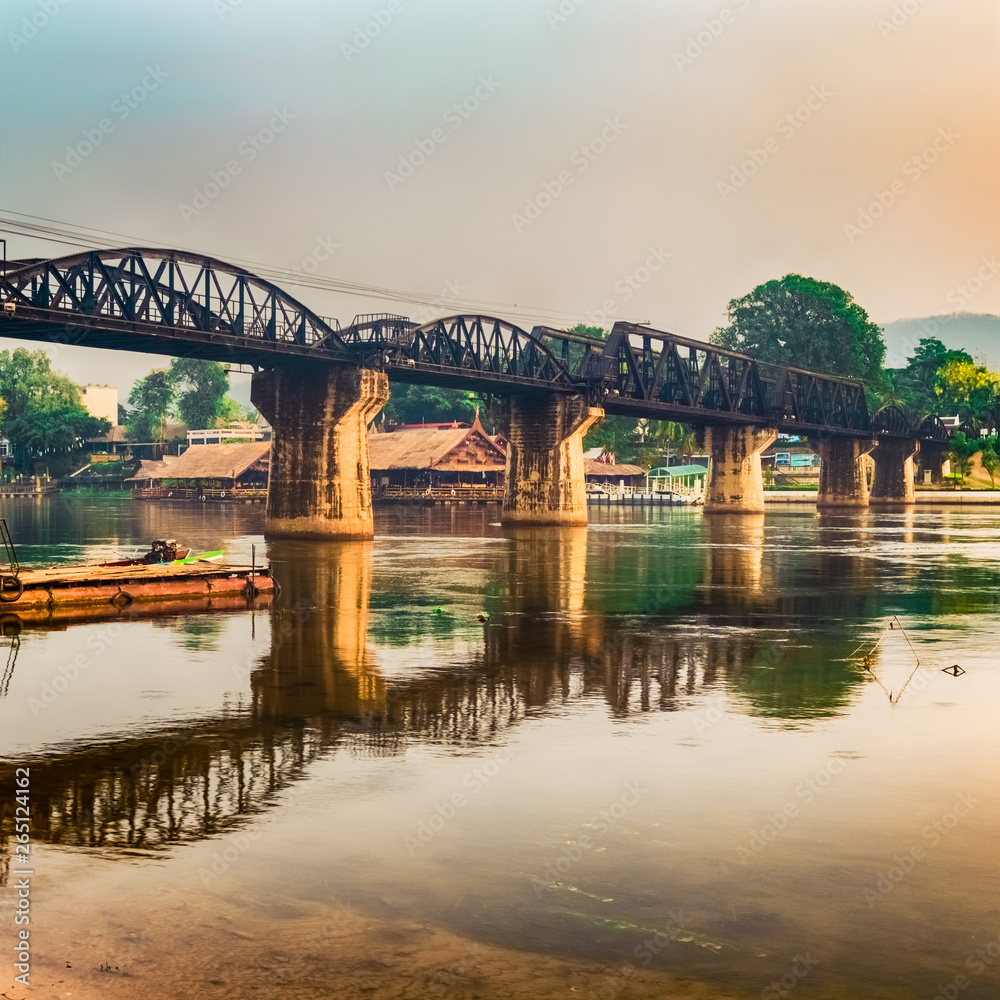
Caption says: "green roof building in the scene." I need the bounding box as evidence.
[646,464,709,496]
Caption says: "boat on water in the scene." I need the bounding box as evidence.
[0,559,276,619]
[98,539,224,567]
[0,523,275,618]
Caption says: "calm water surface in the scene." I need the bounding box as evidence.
[0,497,998,999]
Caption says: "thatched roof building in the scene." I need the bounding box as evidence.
[127,441,270,487]
[583,458,645,481]
[368,413,507,487]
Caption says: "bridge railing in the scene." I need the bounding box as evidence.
[341,314,415,349]
[375,485,503,502]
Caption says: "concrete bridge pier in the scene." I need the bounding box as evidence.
[816,437,876,508]
[251,366,389,539]
[870,438,919,505]
[501,394,603,525]
[702,425,778,514]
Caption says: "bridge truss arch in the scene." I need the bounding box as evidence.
[916,414,951,444]
[0,247,350,364]
[872,405,912,438]
[351,313,576,391]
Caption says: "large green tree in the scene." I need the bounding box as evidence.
[214,395,254,426]
[980,436,1000,489]
[0,349,109,466]
[888,337,973,417]
[126,369,175,443]
[947,431,978,484]
[711,274,886,384]
[382,384,487,426]
[584,415,640,459]
[584,416,696,468]
[934,358,1000,421]
[170,358,230,429]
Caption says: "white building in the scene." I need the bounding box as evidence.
[186,423,269,446]
[80,384,118,426]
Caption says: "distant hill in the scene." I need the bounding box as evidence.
[880,313,1000,370]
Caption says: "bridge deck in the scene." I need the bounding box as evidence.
[0,247,949,443]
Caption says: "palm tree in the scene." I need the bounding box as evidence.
[870,370,908,413]
[648,421,696,463]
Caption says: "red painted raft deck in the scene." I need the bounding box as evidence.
[6,562,276,616]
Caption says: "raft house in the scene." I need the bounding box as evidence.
[368,413,507,502]
[583,447,646,490]
[127,441,270,501]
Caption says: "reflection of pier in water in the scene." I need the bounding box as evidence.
[2,516,931,857]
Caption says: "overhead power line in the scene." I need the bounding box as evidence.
[0,210,618,329]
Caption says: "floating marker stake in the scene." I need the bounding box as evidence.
[848,615,922,705]
[941,664,966,676]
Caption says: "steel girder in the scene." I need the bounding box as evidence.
[0,247,350,364]
[917,414,951,443]
[594,322,875,435]
[766,366,871,434]
[872,406,952,443]
[0,247,938,442]
[352,314,576,391]
[871,405,912,438]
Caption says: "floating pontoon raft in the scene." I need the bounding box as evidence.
[1,561,276,611]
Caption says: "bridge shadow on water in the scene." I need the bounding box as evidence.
[0,508,982,860]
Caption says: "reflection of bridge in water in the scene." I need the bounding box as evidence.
[0,513,968,857]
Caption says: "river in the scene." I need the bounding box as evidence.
[1,497,997,999]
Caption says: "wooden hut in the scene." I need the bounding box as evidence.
[127,441,270,500]
[368,412,507,496]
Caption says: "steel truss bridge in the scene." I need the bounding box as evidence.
[0,246,947,443]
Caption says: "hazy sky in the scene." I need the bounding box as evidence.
[1,0,998,395]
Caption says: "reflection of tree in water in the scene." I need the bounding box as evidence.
[894,564,1000,618]
[154,613,228,652]
[585,519,706,617]
[732,636,862,720]
[367,602,486,646]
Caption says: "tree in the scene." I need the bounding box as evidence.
[648,420,696,461]
[979,437,999,489]
[868,370,909,414]
[935,359,1000,421]
[0,349,109,466]
[213,396,252,427]
[947,431,977,484]
[583,415,641,461]
[570,323,606,340]
[711,274,885,384]
[382,384,487,426]
[890,338,973,417]
[584,416,697,468]
[126,369,175,443]
[170,359,230,429]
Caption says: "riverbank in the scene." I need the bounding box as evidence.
[764,490,1000,504]
[14,853,738,1000]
